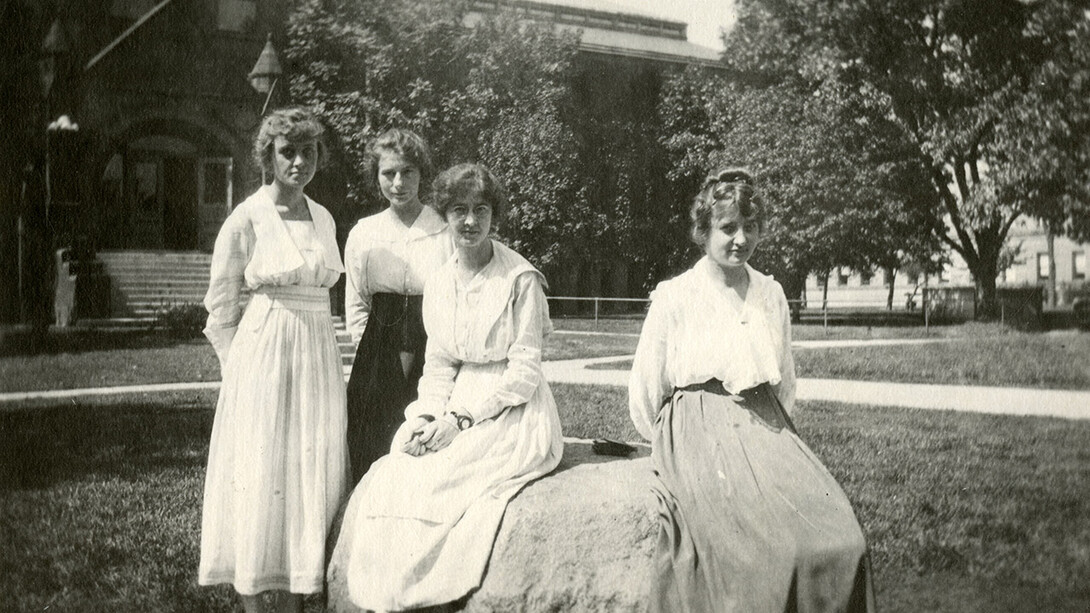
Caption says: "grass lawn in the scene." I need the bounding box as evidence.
[796,330,1090,389]
[2,388,1088,612]
[3,322,1089,392]
[0,329,218,393]
[588,330,1090,390]
[553,316,991,341]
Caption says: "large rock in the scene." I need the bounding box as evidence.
[327,440,658,612]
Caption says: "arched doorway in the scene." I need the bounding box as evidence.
[97,118,237,251]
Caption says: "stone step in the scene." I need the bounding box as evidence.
[98,250,213,263]
[104,269,208,278]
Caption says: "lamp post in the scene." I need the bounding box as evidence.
[249,33,282,117]
[39,19,68,223]
[249,34,282,184]
[20,18,68,333]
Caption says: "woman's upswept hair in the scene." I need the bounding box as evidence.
[366,128,433,190]
[431,163,508,226]
[253,107,328,174]
[689,166,764,246]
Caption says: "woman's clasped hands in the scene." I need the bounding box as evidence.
[400,414,461,456]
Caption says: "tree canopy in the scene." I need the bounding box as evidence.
[284,0,587,266]
[706,0,1090,314]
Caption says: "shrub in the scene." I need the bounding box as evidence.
[155,303,206,338]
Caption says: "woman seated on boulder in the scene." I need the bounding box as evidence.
[340,162,563,611]
[629,167,874,613]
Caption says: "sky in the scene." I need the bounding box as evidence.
[592,0,737,51]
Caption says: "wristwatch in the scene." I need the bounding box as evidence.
[445,410,475,431]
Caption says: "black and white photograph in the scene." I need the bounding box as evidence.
[1,1,1089,612]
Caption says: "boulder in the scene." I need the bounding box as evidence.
[326,440,658,612]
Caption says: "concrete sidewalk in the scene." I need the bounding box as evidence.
[542,355,1090,421]
[3,350,1087,421]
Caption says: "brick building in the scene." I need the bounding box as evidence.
[1,0,720,323]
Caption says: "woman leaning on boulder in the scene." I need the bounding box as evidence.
[198,107,348,613]
[629,167,875,613]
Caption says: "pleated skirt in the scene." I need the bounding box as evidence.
[649,381,874,613]
[199,289,349,595]
[345,293,426,484]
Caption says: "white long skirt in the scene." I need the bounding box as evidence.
[342,360,563,611]
[199,291,349,595]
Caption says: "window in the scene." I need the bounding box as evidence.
[883,268,894,287]
[860,269,873,286]
[1037,253,1051,281]
[907,270,919,285]
[816,273,826,288]
[1074,252,1086,280]
[837,268,849,286]
[218,0,256,32]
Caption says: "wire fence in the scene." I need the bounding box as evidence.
[549,287,1056,331]
[547,294,940,330]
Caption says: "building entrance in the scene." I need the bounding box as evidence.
[99,138,233,251]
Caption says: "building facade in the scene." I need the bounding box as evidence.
[802,216,1088,311]
[2,0,301,322]
[2,0,721,323]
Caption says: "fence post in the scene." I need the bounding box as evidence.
[594,297,599,329]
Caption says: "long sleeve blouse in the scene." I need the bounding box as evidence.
[343,206,452,345]
[404,241,552,424]
[628,257,797,440]
[202,187,344,366]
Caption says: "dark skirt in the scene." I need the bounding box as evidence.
[649,381,875,613]
[345,293,426,485]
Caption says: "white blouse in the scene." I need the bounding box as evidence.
[405,241,553,424]
[628,257,797,440]
[202,186,344,367]
[343,206,453,344]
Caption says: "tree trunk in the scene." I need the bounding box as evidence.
[1047,226,1056,307]
[885,266,896,310]
[968,247,1000,320]
[965,223,1007,320]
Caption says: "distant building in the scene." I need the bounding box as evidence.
[998,217,1087,305]
[802,216,1088,311]
[1,1,293,322]
[467,0,721,66]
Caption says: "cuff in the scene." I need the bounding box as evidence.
[204,325,238,369]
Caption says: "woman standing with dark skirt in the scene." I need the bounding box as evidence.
[344,129,452,484]
[629,167,875,613]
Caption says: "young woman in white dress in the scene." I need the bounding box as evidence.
[343,128,453,485]
[337,163,563,611]
[629,167,874,613]
[198,107,348,613]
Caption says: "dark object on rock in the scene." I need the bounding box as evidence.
[592,438,637,457]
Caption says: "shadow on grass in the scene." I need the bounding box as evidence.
[0,394,215,490]
[4,387,1090,612]
[0,328,204,358]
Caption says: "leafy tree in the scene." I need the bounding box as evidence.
[284,0,588,269]
[739,0,1090,316]
[659,48,938,306]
